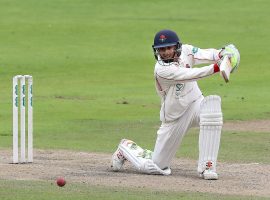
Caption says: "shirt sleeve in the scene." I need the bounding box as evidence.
[156,63,217,83]
[185,45,220,65]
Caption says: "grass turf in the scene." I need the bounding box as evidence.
[0,180,268,200]
[0,0,269,154]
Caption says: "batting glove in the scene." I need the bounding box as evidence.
[219,44,240,72]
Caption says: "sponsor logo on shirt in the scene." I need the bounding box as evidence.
[175,83,185,98]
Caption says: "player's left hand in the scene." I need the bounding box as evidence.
[219,44,240,72]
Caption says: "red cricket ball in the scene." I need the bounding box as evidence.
[56,177,66,187]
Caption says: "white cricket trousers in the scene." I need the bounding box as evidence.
[152,96,203,169]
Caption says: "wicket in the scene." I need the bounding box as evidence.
[13,75,33,164]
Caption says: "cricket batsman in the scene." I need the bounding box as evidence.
[111,29,240,180]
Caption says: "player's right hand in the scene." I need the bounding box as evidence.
[219,44,240,72]
[219,45,233,59]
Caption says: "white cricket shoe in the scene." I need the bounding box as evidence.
[111,148,126,171]
[202,169,218,180]
[199,161,218,180]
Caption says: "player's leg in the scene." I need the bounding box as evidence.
[117,139,171,175]
[152,97,202,170]
[198,95,223,180]
[111,139,170,175]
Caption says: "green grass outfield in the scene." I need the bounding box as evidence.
[0,0,269,199]
[0,180,268,200]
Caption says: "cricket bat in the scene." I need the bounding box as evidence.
[220,55,232,83]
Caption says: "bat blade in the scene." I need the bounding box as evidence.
[220,55,232,83]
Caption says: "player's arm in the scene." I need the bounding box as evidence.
[156,63,220,83]
[187,45,220,65]
[189,44,240,72]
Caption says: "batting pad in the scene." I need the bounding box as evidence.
[198,95,223,173]
[119,139,171,175]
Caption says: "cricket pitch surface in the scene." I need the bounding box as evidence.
[0,120,269,197]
